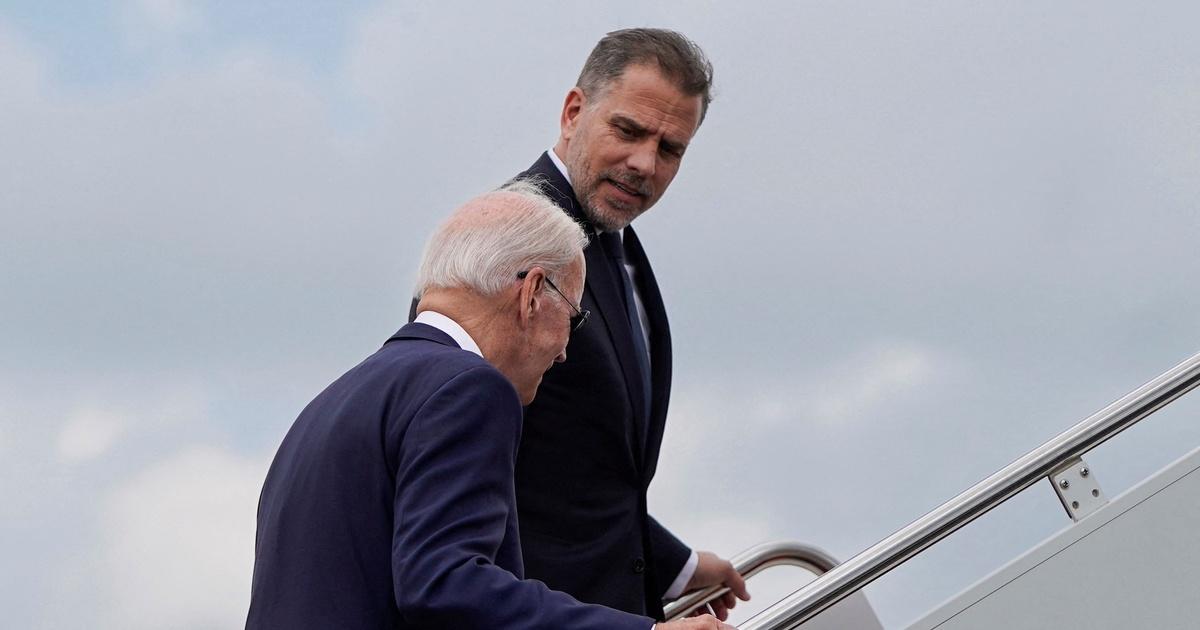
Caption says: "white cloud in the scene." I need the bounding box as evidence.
[120,0,204,51]
[100,446,269,629]
[805,342,944,426]
[0,397,10,455]
[652,340,966,568]
[653,340,960,493]
[340,0,582,169]
[46,384,209,465]
[725,340,960,430]
[0,19,45,106]
[58,410,127,463]
[0,35,379,373]
[132,0,203,34]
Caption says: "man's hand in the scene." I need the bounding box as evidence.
[656,614,738,629]
[684,551,751,621]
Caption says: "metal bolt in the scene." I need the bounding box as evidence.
[1059,479,1070,489]
[1080,467,1090,478]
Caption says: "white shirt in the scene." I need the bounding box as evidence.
[547,148,698,602]
[414,310,482,357]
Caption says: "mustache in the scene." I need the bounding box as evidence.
[602,170,652,197]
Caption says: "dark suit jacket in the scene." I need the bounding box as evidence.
[246,322,652,630]
[512,153,692,618]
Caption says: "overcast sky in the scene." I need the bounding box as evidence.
[4,1,1200,628]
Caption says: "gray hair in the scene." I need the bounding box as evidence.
[414,180,588,298]
[577,27,715,125]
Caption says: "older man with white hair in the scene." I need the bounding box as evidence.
[247,183,735,629]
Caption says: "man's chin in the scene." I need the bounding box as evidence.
[586,199,642,232]
[521,375,545,405]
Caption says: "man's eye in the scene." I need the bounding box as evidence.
[616,126,635,138]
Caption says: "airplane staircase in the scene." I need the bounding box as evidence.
[667,350,1200,629]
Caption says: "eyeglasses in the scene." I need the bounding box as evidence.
[517,270,590,332]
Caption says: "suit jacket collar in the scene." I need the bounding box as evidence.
[522,152,593,229]
[386,322,461,349]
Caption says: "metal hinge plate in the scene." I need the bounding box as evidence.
[1048,457,1108,522]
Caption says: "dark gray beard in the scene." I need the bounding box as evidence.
[581,188,646,232]
[582,202,631,232]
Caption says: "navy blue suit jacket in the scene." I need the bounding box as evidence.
[512,154,691,618]
[247,323,652,629]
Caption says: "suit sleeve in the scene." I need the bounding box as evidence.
[392,366,653,630]
[648,515,693,599]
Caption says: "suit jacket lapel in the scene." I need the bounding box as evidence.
[623,227,672,483]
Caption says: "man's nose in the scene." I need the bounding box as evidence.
[625,140,657,177]
[555,348,568,363]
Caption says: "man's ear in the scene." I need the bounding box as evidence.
[517,267,547,327]
[559,87,586,142]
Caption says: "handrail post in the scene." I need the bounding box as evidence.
[662,541,839,621]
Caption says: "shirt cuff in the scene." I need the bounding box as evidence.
[663,550,699,600]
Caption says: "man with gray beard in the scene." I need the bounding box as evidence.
[511,28,750,622]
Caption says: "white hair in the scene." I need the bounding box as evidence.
[414,179,588,297]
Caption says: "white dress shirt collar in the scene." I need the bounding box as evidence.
[413,311,482,358]
[547,147,571,186]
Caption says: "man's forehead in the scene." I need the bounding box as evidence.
[599,66,700,110]
[607,107,698,146]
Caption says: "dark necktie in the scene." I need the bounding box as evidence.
[598,230,653,426]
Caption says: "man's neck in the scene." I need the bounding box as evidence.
[413,310,482,357]
[416,290,511,366]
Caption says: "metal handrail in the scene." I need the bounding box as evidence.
[663,541,839,621]
[741,350,1200,630]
